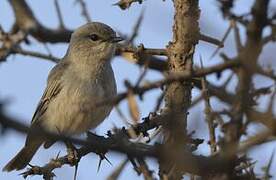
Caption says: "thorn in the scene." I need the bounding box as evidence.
[199,54,204,68]
[99,153,112,166]
[55,151,61,159]
[97,153,112,172]
[27,163,34,168]
[146,136,151,143]
[209,21,233,60]
[97,157,102,173]
[74,163,79,180]
[19,171,27,177]
[102,154,113,166]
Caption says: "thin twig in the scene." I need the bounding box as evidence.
[263,149,275,180]
[12,48,59,63]
[199,33,224,47]
[113,0,144,10]
[95,60,240,108]
[118,46,167,56]
[75,0,91,22]
[107,159,128,180]
[200,58,217,154]
[54,0,65,29]
[126,9,144,45]
[233,21,243,52]
[209,20,233,59]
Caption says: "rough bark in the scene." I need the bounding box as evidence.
[160,0,200,179]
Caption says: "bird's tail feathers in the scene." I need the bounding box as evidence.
[3,143,41,172]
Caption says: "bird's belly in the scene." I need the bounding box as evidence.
[42,82,113,135]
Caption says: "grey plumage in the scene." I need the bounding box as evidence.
[3,22,121,172]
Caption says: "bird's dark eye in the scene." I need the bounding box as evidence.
[89,34,99,41]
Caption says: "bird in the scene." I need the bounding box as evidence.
[3,22,122,172]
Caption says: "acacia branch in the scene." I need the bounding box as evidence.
[75,0,92,22]
[224,0,269,148]
[11,48,59,63]
[9,0,72,43]
[160,0,200,179]
[95,60,240,108]
[114,0,144,10]
[0,108,230,178]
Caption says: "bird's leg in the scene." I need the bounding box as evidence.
[65,141,79,166]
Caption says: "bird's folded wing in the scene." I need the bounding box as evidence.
[31,60,69,125]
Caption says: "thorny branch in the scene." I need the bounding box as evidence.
[114,0,144,10]
[75,0,92,22]
[200,59,217,155]
[0,109,216,178]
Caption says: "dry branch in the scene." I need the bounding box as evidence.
[0,109,229,178]
[160,0,200,179]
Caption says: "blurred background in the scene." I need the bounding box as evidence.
[0,0,275,179]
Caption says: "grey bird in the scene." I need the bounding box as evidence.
[3,22,122,172]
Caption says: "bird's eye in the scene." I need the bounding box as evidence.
[89,34,99,41]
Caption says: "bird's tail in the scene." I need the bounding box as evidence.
[3,142,42,172]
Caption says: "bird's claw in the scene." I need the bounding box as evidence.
[65,142,79,166]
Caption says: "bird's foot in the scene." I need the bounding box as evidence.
[65,141,79,166]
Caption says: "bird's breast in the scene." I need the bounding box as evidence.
[43,66,116,135]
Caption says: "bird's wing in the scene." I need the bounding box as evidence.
[31,60,69,125]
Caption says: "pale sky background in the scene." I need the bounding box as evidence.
[0,0,275,179]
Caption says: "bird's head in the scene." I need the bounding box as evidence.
[68,22,123,63]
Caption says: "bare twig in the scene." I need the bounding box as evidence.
[209,21,233,59]
[9,0,73,43]
[221,1,271,178]
[125,9,144,45]
[154,92,165,112]
[233,21,243,52]
[117,45,167,56]
[200,59,217,154]
[263,149,275,180]
[113,0,144,10]
[11,48,59,63]
[199,33,224,47]
[54,0,65,29]
[0,30,26,61]
[107,159,128,180]
[74,0,92,22]
[95,60,240,108]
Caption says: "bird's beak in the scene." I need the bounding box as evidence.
[110,36,124,43]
